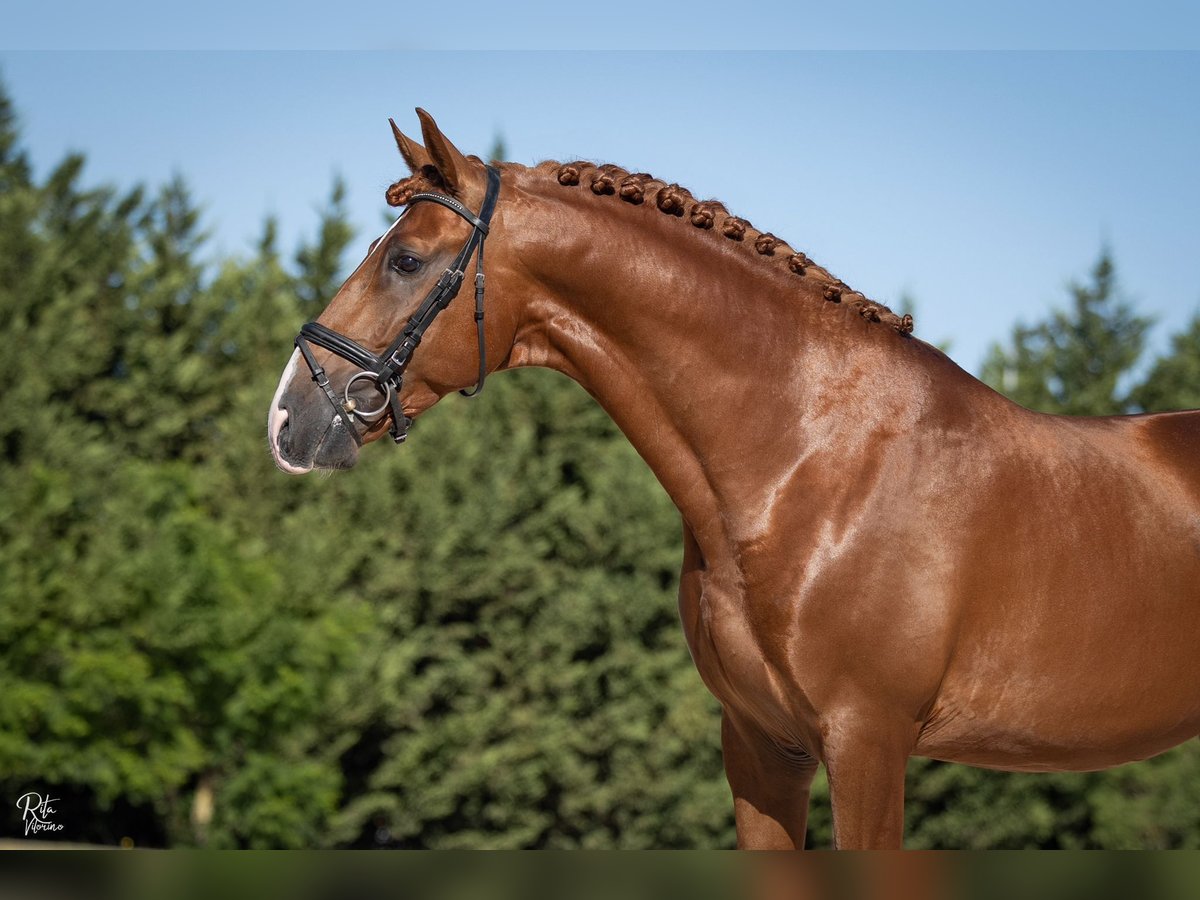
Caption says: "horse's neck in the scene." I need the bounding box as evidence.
[500,179,974,561]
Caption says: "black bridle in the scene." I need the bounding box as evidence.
[294,164,502,445]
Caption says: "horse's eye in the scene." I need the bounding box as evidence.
[391,254,422,274]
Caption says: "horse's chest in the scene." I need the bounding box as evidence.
[678,578,795,717]
[678,578,735,700]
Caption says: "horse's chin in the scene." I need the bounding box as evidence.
[270,414,361,474]
[312,443,360,472]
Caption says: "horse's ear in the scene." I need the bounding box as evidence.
[415,107,471,195]
[389,118,431,173]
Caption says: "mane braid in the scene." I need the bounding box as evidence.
[384,161,914,335]
[543,160,914,336]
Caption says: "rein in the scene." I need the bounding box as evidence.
[294,164,502,444]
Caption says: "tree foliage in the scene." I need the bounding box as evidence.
[981,251,1152,415]
[1,76,1198,848]
[0,80,728,848]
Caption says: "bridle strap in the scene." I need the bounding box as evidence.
[405,191,490,234]
[295,333,361,442]
[461,236,487,398]
[295,164,501,444]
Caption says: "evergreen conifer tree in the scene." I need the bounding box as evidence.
[1132,314,1200,412]
[981,250,1151,415]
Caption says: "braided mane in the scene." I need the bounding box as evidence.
[385,160,914,335]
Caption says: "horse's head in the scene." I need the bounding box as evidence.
[268,110,508,473]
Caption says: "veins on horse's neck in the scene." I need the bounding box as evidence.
[505,180,939,561]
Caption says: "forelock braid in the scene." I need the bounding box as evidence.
[385,174,424,207]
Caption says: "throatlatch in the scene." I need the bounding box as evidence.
[294,164,501,444]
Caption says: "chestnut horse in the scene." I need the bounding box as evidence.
[268,110,1200,848]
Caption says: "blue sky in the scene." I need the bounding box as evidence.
[2,47,1198,375]
[6,2,1199,51]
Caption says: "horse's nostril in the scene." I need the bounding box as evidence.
[272,406,290,451]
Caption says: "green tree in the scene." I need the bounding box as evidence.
[0,77,732,849]
[1132,313,1200,412]
[318,370,730,848]
[488,133,507,165]
[295,177,354,316]
[0,81,377,847]
[981,250,1151,415]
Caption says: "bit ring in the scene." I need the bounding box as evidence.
[344,371,394,422]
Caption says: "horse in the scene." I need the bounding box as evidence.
[267,109,1200,849]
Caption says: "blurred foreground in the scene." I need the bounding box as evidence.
[4,851,1200,900]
